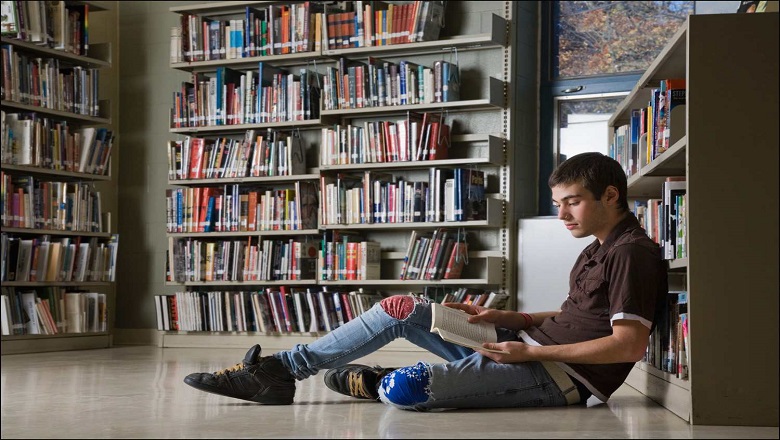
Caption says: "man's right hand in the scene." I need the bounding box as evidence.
[443,302,520,330]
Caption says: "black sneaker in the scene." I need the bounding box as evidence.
[183,345,296,404]
[323,364,396,400]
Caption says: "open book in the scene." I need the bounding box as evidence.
[430,303,509,354]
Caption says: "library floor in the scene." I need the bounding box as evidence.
[1,345,777,439]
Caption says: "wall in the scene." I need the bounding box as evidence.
[116,1,191,330]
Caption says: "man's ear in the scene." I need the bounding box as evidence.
[604,185,620,207]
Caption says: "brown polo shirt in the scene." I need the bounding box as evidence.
[523,214,668,401]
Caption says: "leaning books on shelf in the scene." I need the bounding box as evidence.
[644,290,688,380]
[662,177,686,260]
[1,174,108,232]
[165,181,318,233]
[0,286,107,336]
[322,56,460,111]
[429,302,508,353]
[172,2,327,63]
[171,64,322,128]
[399,228,468,280]
[1,48,101,116]
[153,287,384,333]
[1,1,90,55]
[1,112,115,175]
[166,236,319,283]
[416,287,510,310]
[1,233,118,283]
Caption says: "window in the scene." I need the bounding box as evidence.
[539,1,696,215]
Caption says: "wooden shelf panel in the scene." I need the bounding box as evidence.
[2,281,112,287]
[1,227,113,238]
[0,333,112,355]
[0,164,112,181]
[169,117,334,134]
[166,279,319,287]
[0,37,111,67]
[1,100,111,125]
[168,173,320,186]
[166,229,320,238]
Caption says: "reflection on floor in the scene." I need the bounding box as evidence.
[1,345,777,439]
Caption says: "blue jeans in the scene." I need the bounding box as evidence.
[274,296,572,410]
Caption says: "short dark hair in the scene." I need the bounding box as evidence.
[548,152,629,211]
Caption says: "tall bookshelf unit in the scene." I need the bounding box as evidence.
[609,13,778,426]
[1,2,119,355]
[159,1,516,351]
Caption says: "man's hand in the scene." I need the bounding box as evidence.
[443,302,504,325]
[443,302,527,331]
[474,341,535,364]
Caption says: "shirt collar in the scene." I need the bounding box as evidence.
[583,213,642,261]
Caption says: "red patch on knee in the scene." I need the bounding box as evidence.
[380,296,414,319]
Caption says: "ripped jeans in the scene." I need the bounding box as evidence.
[274,295,573,410]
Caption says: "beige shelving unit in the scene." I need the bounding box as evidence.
[609,12,778,426]
[1,2,119,355]
[159,1,517,349]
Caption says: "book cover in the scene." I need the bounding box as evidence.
[663,178,686,260]
[360,241,381,280]
[443,240,468,279]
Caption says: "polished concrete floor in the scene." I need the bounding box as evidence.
[1,345,778,439]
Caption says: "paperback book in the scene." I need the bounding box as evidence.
[430,303,508,353]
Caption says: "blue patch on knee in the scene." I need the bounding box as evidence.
[378,362,431,407]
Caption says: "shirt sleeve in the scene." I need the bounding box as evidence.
[605,243,664,329]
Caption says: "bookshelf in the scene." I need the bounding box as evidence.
[1,1,119,355]
[608,13,778,426]
[158,1,517,348]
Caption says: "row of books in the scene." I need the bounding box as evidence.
[415,287,510,310]
[154,287,384,334]
[172,2,327,63]
[171,65,321,128]
[320,168,486,226]
[167,237,319,284]
[400,228,467,281]
[1,173,106,232]
[165,181,318,234]
[320,112,449,165]
[645,290,689,380]
[1,112,114,176]
[611,78,686,174]
[1,233,118,283]
[325,1,446,49]
[319,232,380,281]
[322,57,460,111]
[167,131,306,181]
[1,44,101,116]
[0,1,90,56]
[631,178,687,260]
[0,287,106,336]
[168,1,446,63]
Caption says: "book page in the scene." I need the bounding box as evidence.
[430,303,507,353]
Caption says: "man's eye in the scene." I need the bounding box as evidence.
[569,201,580,206]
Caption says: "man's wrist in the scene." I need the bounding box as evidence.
[520,312,534,329]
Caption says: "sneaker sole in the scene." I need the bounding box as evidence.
[183,377,295,405]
